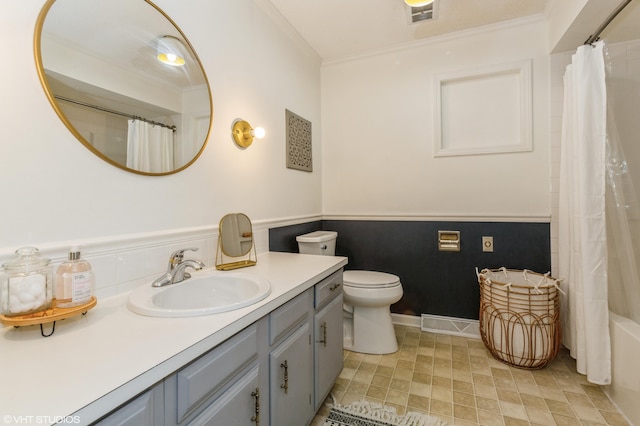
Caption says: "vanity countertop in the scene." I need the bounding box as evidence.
[0,251,347,424]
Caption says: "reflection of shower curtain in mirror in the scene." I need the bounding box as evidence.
[126,119,174,173]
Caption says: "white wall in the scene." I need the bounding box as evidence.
[548,50,572,279]
[547,0,589,52]
[547,0,633,53]
[321,18,550,220]
[0,0,323,253]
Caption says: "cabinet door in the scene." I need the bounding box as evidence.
[188,365,261,426]
[94,382,163,426]
[270,322,313,426]
[314,293,344,409]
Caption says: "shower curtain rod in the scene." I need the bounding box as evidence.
[584,0,633,45]
[54,95,177,132]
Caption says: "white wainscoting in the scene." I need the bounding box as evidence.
[0,214,322,300]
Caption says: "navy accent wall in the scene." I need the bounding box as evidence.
[269,220,551,321]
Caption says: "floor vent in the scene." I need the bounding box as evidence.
[421,314,481,339]
[409,1,438,24]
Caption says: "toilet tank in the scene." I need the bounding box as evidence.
[296,231,337,256]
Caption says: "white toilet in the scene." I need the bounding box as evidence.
[296,231,403,354]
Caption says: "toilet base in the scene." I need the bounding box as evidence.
[344,305,398,354]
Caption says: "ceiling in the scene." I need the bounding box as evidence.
[265,0,640,62]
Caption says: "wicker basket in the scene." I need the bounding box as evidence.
[477,268,561,369]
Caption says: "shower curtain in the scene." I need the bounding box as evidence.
[558,41,610,385]
[126,119,175,173]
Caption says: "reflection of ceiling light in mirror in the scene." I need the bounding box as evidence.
[404,0,434,6]
[157,35,186,67]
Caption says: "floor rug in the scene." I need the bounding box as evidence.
[323,399,450,426]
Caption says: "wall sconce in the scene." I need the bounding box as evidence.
[232,119,265,148]
[157,35,186,67]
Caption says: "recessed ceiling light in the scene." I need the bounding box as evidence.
[404,0,435,7]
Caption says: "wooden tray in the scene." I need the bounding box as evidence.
[0,297,97,327]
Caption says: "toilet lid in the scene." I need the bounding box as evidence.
[343,270,400,288]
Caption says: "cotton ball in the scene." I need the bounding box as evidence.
[27,275,46,295]
[27,275,46,306]
[19,291,36,303]
[8,274,47,314]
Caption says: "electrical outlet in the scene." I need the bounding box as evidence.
[482,236,494,252]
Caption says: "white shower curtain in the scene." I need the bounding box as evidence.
[126,119,175,173]
[558,41,611,385]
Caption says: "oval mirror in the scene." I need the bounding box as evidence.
[34,0,213,176]
[216,213,257,271]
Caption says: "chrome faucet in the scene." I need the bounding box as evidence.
[152,248,206,287]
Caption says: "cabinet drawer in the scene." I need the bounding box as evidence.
[314,270,343,309]
[269,289,311,345]
[176,323,258,422]
[188,365,261,426]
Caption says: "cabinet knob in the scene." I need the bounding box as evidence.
[330,283,341,291]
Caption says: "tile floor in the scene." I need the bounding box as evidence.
[311,325,630,426]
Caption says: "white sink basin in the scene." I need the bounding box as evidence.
[127,270,271,317]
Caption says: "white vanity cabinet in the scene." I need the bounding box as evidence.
[313,270,344,410]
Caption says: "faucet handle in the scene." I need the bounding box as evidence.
[169,247,199,268]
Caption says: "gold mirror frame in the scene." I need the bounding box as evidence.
[34,0,213,176]
[216,213,257,271]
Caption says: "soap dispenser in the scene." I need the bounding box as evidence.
[55,246,94,308]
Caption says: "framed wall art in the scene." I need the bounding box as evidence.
[286,109,312,172]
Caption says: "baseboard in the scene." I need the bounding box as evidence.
[421,314,481,339]
[392,313,481,339]
[391,313,422,328]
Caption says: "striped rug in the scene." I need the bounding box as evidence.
[323,399,450,426]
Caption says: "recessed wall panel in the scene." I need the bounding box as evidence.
[435,60,532,156]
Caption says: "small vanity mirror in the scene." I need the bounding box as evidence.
[35,0,213,176]
[216,213,257,271]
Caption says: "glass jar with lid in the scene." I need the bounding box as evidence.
[1,247,53,317]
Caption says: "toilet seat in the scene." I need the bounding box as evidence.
[343,270,400,289]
